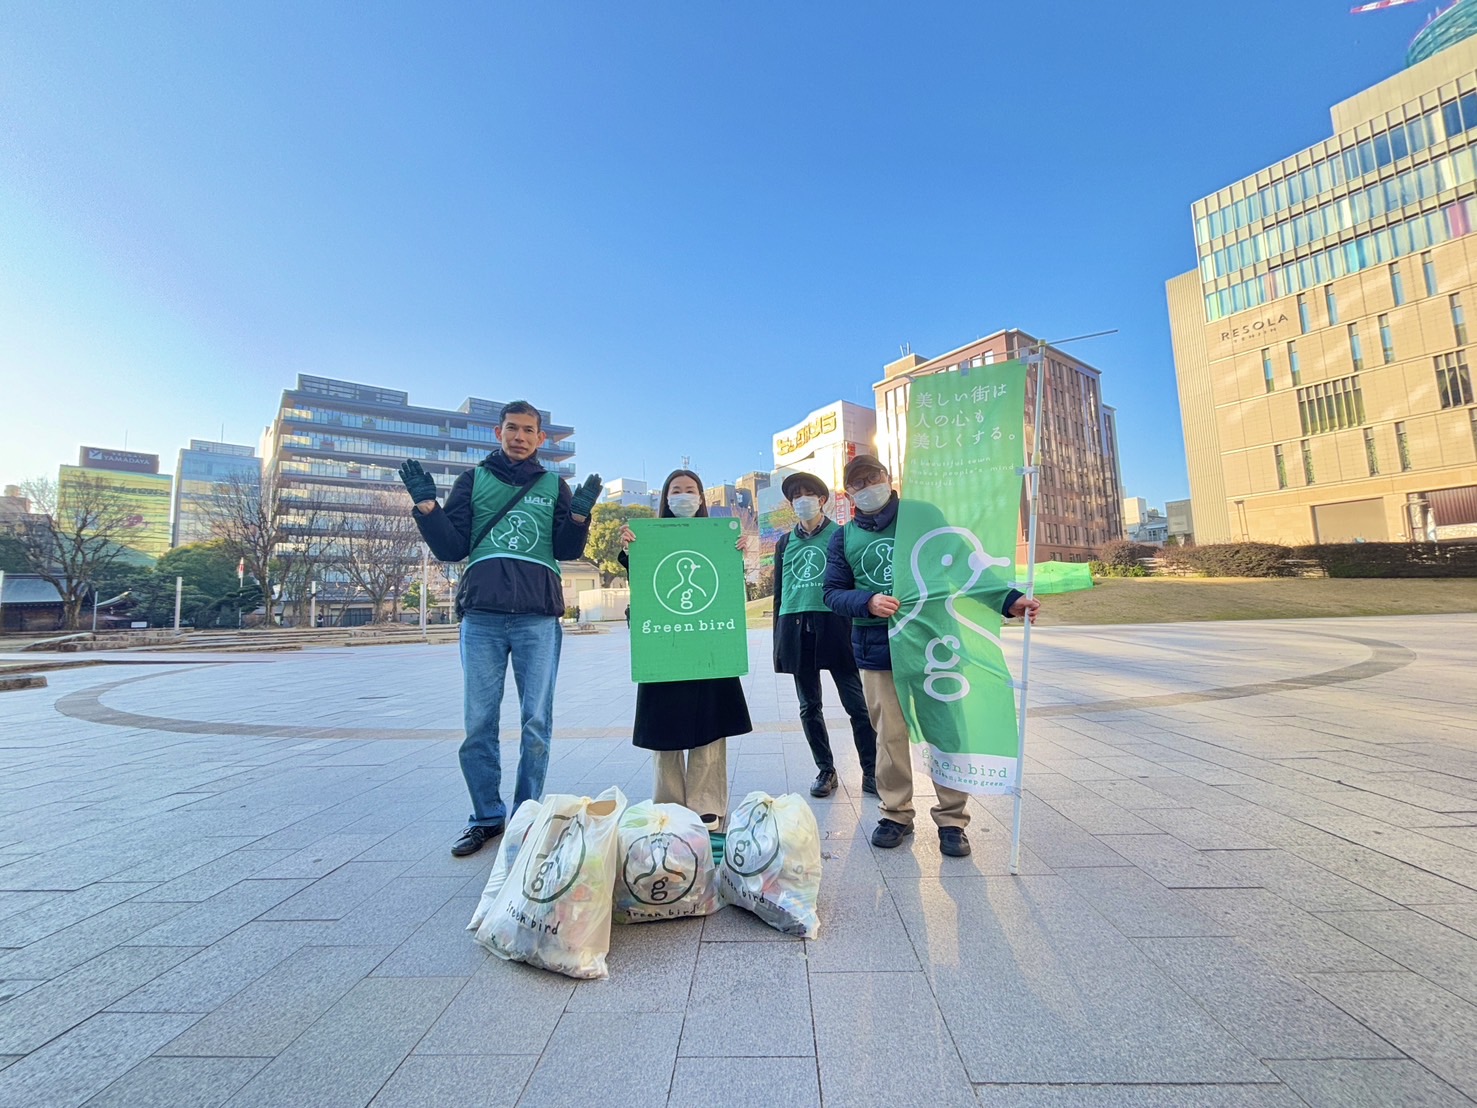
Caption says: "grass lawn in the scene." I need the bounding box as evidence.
[747,577,1477,628]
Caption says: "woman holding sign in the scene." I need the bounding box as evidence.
[620,470,752,830]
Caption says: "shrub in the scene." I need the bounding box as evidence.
[1294,542,1477,578]
[564,605,580,621]
[1089,560,1147,578]
[1162,542,1296,577]
[1094,540,1157,569]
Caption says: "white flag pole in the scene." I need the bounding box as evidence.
[1009,342,1049,876]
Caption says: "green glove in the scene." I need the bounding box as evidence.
[398,459,438,504]
[570,473,602,518]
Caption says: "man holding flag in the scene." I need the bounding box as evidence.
[823,453,1038,857]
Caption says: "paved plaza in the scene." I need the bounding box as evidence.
[0,616,1475,1106]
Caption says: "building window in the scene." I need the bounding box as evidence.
[1287,340,1301,385]
[1453,293,1468,345]
[1390,264,1405,306]
[1423,251,1437,296]
[1348,323,1364,371]
[1297,294,1310,333]
[1396,421,1412,471]
[1274,444,1288,489]
[1471,409,1477,455]
[1435,351,1475,408]
[1325,285,1338,324]
[1297,376,1365,434]
[1262,348,1275,393]
[1379,314,1395,364]
[1364,428,1379,476]
[1301,440,1315,485]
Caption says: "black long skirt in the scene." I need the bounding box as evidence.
[632,677,753,752]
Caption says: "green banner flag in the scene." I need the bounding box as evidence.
[891,362,1028,795]
[628,517,749,683]
[1015,561,1094,595]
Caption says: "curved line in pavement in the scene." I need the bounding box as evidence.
[53,629,1417,741]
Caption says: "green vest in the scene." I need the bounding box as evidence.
[842,515,897,627]
[468,469,561,574]
[778,521,834,617]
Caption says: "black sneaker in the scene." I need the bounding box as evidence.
[860,773,878,797]
[939,827,971,857]
[870,819,913,849]
[450,824,503,857]
[809,769,838,798]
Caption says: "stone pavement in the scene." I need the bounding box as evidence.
[0,616,1474,1106]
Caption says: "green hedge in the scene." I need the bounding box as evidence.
[1292,542,1477,578]
[1160,542,1298,577]
[1094,540,1159,568]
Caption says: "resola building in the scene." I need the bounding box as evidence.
[1167,2,1477,545]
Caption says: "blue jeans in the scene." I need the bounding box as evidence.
[458,611,563,828]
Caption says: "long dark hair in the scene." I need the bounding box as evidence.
[657,469,708,518]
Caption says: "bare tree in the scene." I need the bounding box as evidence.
[329,490,424,623]
[201,468,281,620]
[17,475,143,629]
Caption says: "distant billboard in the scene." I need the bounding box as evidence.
[80,447,159,474]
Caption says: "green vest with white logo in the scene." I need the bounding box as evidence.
[778,521,834,617]
[468,469,561,574]
[842,516,897,627]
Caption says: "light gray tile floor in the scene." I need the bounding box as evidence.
[0,616,1472,1104]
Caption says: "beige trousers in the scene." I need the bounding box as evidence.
[860,669,970,830]
[653,739,729,828]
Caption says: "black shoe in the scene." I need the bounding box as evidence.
[939,827,971,857]
[809,769,838,798]
[861,773,878,797]
[450,824,503,857]
[870,819,913,849]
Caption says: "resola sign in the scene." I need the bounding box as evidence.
[1220,312,1290,344]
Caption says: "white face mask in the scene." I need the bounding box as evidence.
[792,496,822,522]
[851,481,891,513]
[667,493,701,518]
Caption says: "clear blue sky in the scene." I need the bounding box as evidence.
[0,1,1436,508]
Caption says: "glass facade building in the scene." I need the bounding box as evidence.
[873,329,1122,564]
[171,440,260,547]
[1168,35,1477,544]
[262,375,578,611]
[59,449,173,562]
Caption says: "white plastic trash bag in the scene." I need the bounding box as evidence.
[718,791,822,938]
[613,801,721,924]
[475,786,627,979]
[467,799,546,933]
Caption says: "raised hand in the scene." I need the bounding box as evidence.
[398,459,438,506]
[570,473,602,520]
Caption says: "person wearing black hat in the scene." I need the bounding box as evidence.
[773,471,877,799]
[823,454,1039,858]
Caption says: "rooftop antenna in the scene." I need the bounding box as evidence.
[899,341,911,356]
[681,455,690,470]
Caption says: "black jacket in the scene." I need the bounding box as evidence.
[823,493,1023,671]
[412,450,590,617]
[771,521,859,675]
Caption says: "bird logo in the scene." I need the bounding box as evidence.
[890,526,1011,703]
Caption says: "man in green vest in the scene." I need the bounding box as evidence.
[823,455,1037,857]
[399,400,600,857]
[772,471,876,798]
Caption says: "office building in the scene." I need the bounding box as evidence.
[602,478,656,509]
[1123,497,1149,533]
[1167,23,1477,543]
[873,329,1123,563]
[59,447,173,561]
[262,375,577,619]
[171,440,260,547]
[770,401,877,511]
